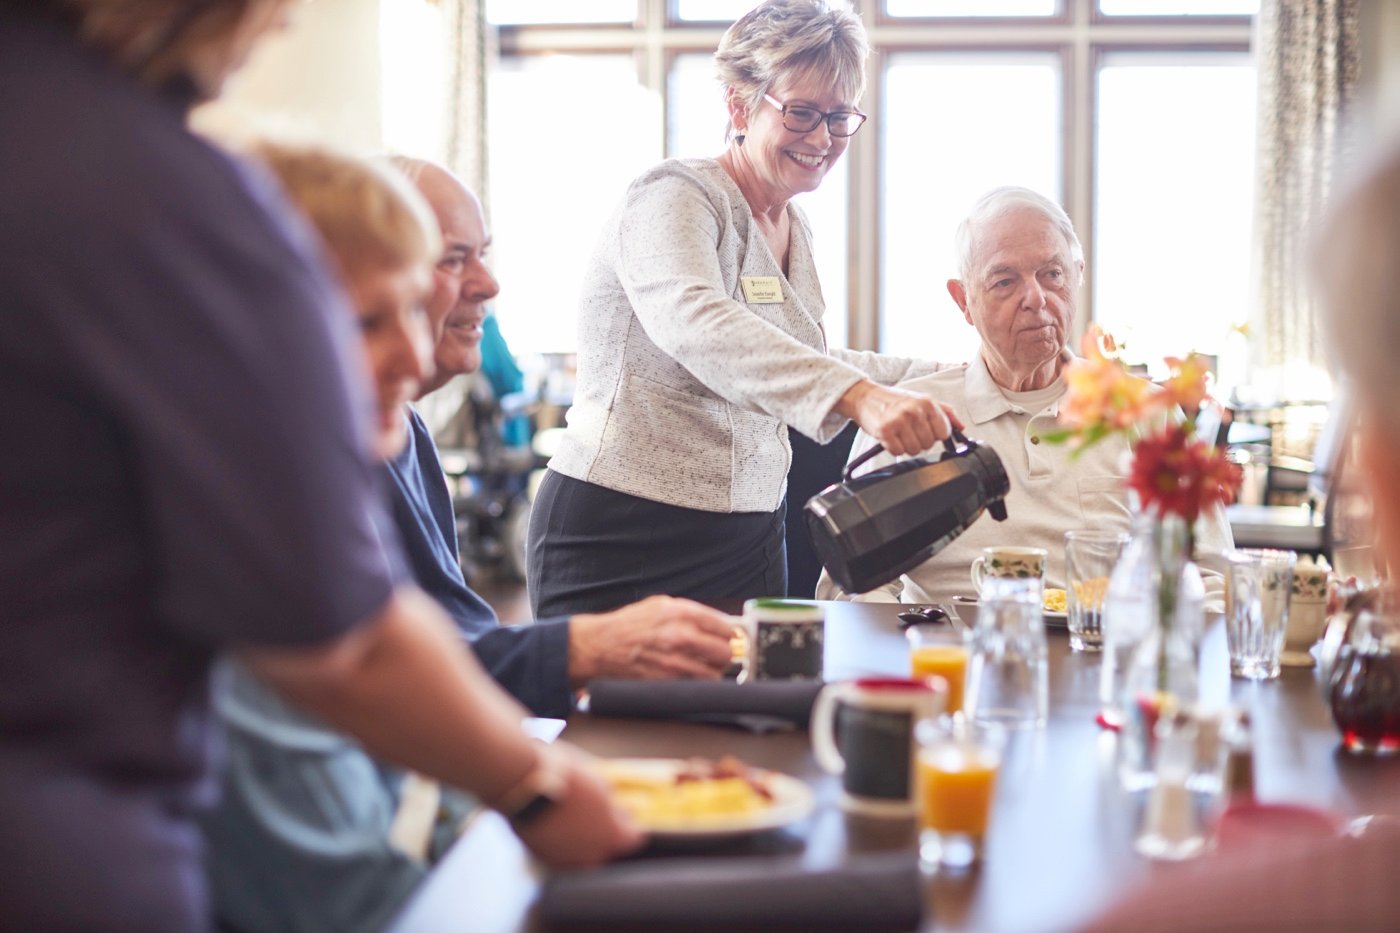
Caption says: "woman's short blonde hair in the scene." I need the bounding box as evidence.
[714,0,868,143]
[253,142,442,276]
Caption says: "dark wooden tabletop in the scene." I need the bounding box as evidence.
[390,601,1400,933]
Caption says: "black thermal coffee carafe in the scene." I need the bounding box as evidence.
[805,430,1010,595]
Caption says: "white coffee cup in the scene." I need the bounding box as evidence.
[970,546,1048,596]
[1282,556,1329,666]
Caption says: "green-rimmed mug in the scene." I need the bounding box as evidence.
[970,546,1047,597]
[742,598,825,681]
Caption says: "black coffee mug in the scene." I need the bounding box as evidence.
[743,598,825,681]
[810,677,947,817]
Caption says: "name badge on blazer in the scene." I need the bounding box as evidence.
[740,276,784,304]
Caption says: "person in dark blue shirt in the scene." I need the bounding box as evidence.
[389,158,738,720]
[0,6,643,926]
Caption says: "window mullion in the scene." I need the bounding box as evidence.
[1068,0,1096,337]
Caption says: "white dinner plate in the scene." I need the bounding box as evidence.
[598,758,814,839]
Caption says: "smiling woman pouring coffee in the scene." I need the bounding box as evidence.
[529,0,960,616]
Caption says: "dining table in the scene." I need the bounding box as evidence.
[389,600,1400,932]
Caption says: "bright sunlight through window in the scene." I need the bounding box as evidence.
[1094,53,1256,380]
[379,1,448,162]
[881,53,1061,362]
[487,55,662,354]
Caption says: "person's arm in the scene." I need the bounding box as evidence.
[613,169,864,443]
[240,587,644,870]
[468,597,737,716]
[468,597,736,712]
[828,346,960,386]
[617,167,960,455]
[565,595,736,684]
[831,379,964,458]
[470,624,575,720]
[1194,500,1235,611]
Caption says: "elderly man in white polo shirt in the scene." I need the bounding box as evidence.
[817,186,1231,606]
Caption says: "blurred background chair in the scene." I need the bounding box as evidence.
[1223,394,1348,562]
[435,313,543,586]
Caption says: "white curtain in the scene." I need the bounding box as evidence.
[443,0,491,210]
[416,0,491,438]
[1252,0,1360,398]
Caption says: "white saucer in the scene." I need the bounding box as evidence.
[1279,649,1316,668]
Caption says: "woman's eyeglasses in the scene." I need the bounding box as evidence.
[763,94,867,138]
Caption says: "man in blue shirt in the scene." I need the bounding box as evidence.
[391,158,738,719]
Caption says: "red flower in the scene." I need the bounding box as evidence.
[1127,424,1244,523]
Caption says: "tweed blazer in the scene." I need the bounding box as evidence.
[549,158,940,514]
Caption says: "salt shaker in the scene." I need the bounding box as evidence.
[1220,709,1256,808]
[1187,705,1225,795]
[1135,709,1208,861]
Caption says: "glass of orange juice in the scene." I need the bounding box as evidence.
[907,622,969,716]
[915,718,1004,870]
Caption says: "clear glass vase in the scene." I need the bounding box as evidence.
[1099,513,1159,730]
[1114,515,1206,791]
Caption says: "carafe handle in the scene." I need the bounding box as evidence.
[843,428,972,482]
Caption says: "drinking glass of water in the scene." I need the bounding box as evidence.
[1226,549,1297,680]
[965,577,1048,729]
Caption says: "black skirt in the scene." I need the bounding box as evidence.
[526,469,787,617]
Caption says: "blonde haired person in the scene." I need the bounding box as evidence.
[0,6,637,929]
[201,142,441,932]
[529,0,961,617]
[201,145,723,932]
[252,143,440,459]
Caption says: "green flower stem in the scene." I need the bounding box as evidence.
[1154,515,1191,696]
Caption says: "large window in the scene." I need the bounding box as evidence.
[485,1,1256,367]
[1094,52,1256,374]
[485,1,637,25]
[486,55,662,353]
[882,52,1061,362]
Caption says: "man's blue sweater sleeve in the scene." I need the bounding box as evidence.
[467,618,574,719]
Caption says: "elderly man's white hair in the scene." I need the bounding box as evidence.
[1315,144,1400,434]
[953,186,1084,284]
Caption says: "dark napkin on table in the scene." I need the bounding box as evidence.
[538,852,922,930]
[585,678,824,729]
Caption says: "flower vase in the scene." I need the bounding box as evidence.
[1116,514,1206,791]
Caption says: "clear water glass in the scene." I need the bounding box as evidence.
[1064,530,1130,653]
[966,577,1048,729]
[1226,549,1297,680]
